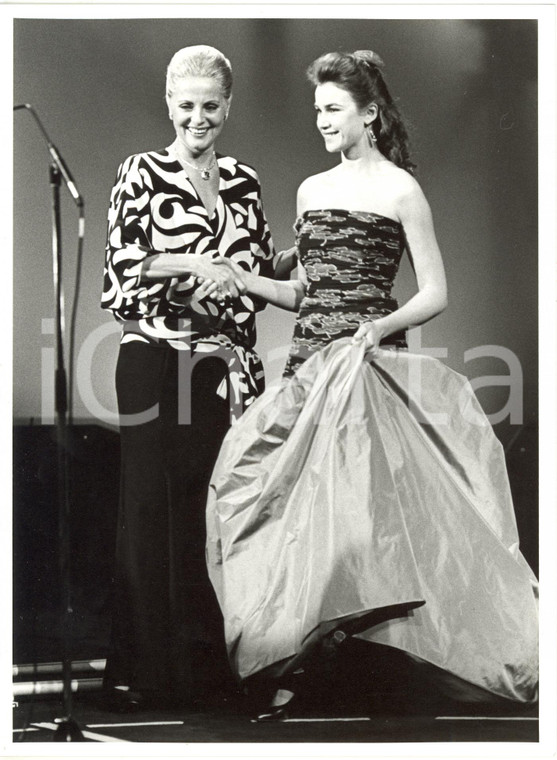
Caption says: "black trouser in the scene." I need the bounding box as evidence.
[104,341,232,696]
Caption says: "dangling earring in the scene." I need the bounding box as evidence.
[367,124,378,147]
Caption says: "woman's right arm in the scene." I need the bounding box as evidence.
[140,252,246,297]
[241,267,306,311]
[102,155,245,314]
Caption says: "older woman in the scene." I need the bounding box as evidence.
[101,45,292,711]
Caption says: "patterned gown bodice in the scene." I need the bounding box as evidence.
[284,209,407,377]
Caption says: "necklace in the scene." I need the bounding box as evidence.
[173,146,217,181]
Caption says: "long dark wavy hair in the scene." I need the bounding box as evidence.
[307,50,416,175]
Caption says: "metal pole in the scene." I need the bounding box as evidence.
[14,105,85,741]
[49,163,84,742]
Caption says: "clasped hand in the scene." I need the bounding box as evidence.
[195,256,247,304]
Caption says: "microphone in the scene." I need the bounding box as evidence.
[14,103,84,207]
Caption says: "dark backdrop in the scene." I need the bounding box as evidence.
[12,14,539,668]
[13,18,538,448]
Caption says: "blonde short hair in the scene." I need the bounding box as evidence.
[166,45,232,99]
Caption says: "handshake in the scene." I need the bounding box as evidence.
[194,247,296,305]
[195,256,247,305]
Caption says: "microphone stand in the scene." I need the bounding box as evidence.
[14,104,85,742]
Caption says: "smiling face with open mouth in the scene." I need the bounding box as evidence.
[167,76,229,160]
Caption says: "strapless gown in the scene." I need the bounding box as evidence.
[206,209,538,704]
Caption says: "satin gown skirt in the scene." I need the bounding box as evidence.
[206,339,538,703]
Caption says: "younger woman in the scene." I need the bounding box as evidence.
[206,50,539,719]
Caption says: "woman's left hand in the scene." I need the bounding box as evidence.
[351,320,385,356]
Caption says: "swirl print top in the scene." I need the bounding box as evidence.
[284,209,407,376]
[101,148,276,409]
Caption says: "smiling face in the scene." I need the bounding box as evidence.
[314,81,376,158]
[167,76,229,159]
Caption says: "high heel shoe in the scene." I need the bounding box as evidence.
[255,703,290,722]
[255,689,295,722]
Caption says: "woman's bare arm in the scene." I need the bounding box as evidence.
[354,175,447,351]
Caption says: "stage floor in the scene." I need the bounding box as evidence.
[12,693,538,744]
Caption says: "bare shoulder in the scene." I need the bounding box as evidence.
[297,171,327,198]
[379,164,431,221]
[296,169,334,213]
[379,163,422,199]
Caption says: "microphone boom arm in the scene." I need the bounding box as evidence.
[14,103,83,207]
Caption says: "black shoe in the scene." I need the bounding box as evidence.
[255,703,290,722]
[255,691,295,722]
